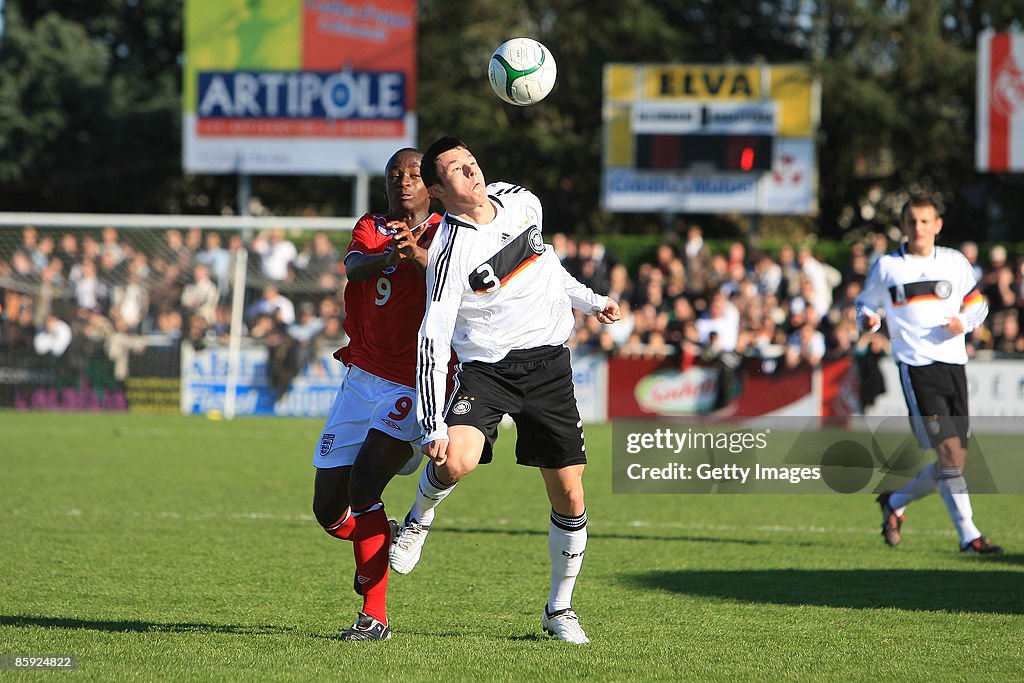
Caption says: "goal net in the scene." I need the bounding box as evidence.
[0,213,356,417]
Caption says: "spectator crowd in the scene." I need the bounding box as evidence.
[555,226,1024,410]
[0,225,347,397]
[1,222,1022,406]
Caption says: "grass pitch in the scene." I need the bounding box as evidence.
[1,412,1022,680]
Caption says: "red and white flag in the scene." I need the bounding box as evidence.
[977,30,1024,172]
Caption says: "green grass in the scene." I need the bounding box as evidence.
[1,412,1022,681]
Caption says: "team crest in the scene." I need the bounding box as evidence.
[934,281,952,299]
[451,399,473,415]
[319,433,336,457]
[926,417,941,435]
[375,217,394,236]
[528,227,544,255]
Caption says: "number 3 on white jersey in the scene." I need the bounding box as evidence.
[374,277,391,306]
[476,264,501,292]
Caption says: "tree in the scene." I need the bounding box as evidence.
[0,0,181,212]
[814,0,1024,241]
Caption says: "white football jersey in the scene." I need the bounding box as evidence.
[417,182,607,443]
[856,244,988,366]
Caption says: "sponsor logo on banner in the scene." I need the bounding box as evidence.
[609,357,826,418]
[634,367,719,415]
[182,346,345,417]
[197,71,406,122]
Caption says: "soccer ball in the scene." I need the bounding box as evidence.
[488,38,557,106]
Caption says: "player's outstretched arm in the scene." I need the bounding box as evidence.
[345,251,401,282]
[344,218,404,282]
[559,258,614,317]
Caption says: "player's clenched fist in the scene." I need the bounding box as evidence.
[860,311,881,333]
[422,438,449,465]
[596,298,621,324]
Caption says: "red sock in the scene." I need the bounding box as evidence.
[323,508,356,540]
[352,502,390,624]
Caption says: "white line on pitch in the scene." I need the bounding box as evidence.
[6,507,1010,539]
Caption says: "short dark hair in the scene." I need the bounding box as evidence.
[901,192,944,222]
[384,147,420,175]
[421,136,467,188]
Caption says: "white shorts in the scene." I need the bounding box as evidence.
[313,364,423,470]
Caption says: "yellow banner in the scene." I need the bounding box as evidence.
[605,63,815,144]
[641,65,763,100]
[770,66,815,138]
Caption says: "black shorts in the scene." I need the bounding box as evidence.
[444,345,587,468]
[898,361,969,449]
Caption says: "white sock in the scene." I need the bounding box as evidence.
[889,462,939,514]
[937,468,981,546]
[548,509,587,612]
[409,461,456,527]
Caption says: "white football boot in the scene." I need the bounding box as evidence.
[542,606,590,644]
[389,514,431,574]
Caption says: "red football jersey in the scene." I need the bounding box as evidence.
[336,212,441,387]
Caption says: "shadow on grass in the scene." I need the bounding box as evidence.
[371,628,548,642]
[624,567,1024,614]
[977,552,1024,567]
[310,626,539,641]
[435,526,775,546]
[0,615,293,635]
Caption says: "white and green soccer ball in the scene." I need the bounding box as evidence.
[488,38,557,106]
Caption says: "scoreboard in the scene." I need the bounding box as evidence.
[601,63,819,215]
[635,133,773,172]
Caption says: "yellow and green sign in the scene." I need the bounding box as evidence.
[183,0,417,175]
